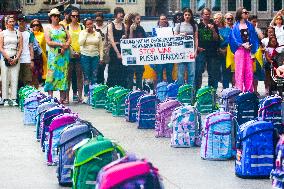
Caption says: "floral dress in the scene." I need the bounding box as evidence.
[44,26,70,91]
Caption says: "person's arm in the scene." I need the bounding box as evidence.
[29,32,35,68]
[129,24,135,39]
[174,23,180,35]
[211,25,219,41]
[108,22,121,58]
[44,26,63,48]
[15,32,23,61]
[98,33,104,63]
[78,30,88,46]
[194,30,198,55]
[0,32,10,60]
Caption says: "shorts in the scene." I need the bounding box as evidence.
[19,63,32,83]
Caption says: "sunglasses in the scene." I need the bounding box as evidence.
[32,24,40,27]
[51,14,60,18]
[276,17,282,20]
[71,15,79,18]
[242,11,249,15]
[226,18,233,21]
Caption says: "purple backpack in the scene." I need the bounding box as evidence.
[45,113,78,166]
[155,99,182,138]
[125,90,145,122]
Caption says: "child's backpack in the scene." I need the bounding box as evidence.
[112,88,130,117]
[96,154,164,189]
[195,86,218,114]
[105,86,123,112]
[35,102,59,141]
[88,84,97,105]
[200,112,237,160]
[39,96,60,105]
[169,105,201,147]
[125,90,145,122]
[136,95,157,129]
[92,84,108,109]
[41,106,71,151]
[235,92,259,125]
[23,92,45,125]
[235,120,274,178]
[156,81,168,102]
[72,136,125,189]
[258,95,283,134]
[45,113,78,165]
[220,87,242,114]
[271,135,284,189]
[177,84,195,105]
[57,119,103,186]
[155,99,182,138]
[18,86,36,111]
[167,82,179,99]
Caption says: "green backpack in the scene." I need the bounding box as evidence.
[19,86,36,111]
[72,136,125,189]
[92,84,108,109]
[195,86,218,114]
[112,89,130,117]
[105,86,123,112]
[177,84,195,105]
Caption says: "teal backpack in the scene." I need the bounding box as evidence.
[72,136,125,189]
[112,89,130,117]
[105,86,123,112]
[177,84,195,105]
[92,84,108,109]
[195,86,218,114]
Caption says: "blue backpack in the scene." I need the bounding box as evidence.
[200,112,237,160]
[39,96,59,105]
[167,82,179,99]
[125,90,145,122]
[235,92,259,125]
[271,135,284,189]
[156,81,168,102]
[258,95,283,134]
[235,120,275,178]
[136,95,157,129]
[23,94,43,125]
[220,87,242,114]
[57,119,103,186]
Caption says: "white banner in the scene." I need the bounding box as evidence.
[120,35,195,66]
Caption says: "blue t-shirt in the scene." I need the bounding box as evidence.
[218,27,231,49]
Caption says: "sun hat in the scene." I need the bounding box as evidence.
[48,8,61,17]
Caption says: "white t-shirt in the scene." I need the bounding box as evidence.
[19,30,31,64]
[275,25,284,46]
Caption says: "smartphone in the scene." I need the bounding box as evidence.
[58,48,61,53]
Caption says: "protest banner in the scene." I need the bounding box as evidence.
[120,35,195,66]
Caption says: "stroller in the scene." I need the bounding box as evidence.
[270,52,284,97]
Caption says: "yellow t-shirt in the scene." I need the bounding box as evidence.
[67,23,84,53]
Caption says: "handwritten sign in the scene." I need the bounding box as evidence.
[120,35,195,66]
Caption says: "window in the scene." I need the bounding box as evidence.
[211,0,221,11]
[228,0,236,11]
[181,0,190,9]
[196,0,205,11]
[116,0,125,3]
[128,0,136,3]
[274,0,282,11]
[243,0,251,11]
[26,0,34,4]
[258,0,267,11]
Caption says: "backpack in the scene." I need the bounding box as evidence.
[35,101,59,141]
[96,155,164,189]
[235,92,259,125]
[195,86,218,114]
[23,93,44,125]
[258,95,283,134]
[92,84,108,109]
[112,89,130,117]
[155,99,182,138]
[220,87,242,114]
[39,96,60,105]
[88,84,97,105]
[166,82,179,99]
[156,81,168,102]
[125,90,145,122]
[136,95,157,129]
[235,120,275,178]
[45,113,78,166]
[105,86,123,112]
[19,86,37,112]
[72,136,125,189]
[177,84,195,105]
[57,119,103,186]
[271,135,284,189]
[200,112,237,160]
[169,105,201,147]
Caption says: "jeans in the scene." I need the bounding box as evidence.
[126,65,145,90]
[80,55,99,96]
[153,64,173,83]
[219,55,232,89]
[195,51,221,90]
[177,62,195,86]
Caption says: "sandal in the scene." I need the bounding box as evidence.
[60,99,69,104]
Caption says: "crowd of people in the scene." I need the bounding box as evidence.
[1,6,284,106]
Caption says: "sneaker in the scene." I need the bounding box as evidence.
[3,100,9,107]
[83,97,88,104]
[11,99,18,107]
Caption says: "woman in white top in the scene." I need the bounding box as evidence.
[0,15,23,106]
[273,15,284,47]
[79,18,103,103]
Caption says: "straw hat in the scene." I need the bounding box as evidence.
[48,8,61,17]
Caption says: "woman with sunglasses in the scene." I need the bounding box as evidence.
[0,15,23,106]
[66,9,84,103]
[30,19,47,83]
[44,8,71,103]
[228,7,259,92]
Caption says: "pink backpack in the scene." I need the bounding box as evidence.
[155,99,182,138]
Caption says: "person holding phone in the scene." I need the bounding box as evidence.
[228,7,259,92]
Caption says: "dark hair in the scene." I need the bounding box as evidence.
[235,7,245,22]
[68,9,80,23]
[96,12,104,20]
[157,14,169,27]
[83,17,93,27]
[268,36,279,47]
[265,26,275,38]
[30,19,43,32]
[173,12,184,25]
[248,15,257,21]
[183,8,197,33]
[114,7,125,18]
[201,8,211,15]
